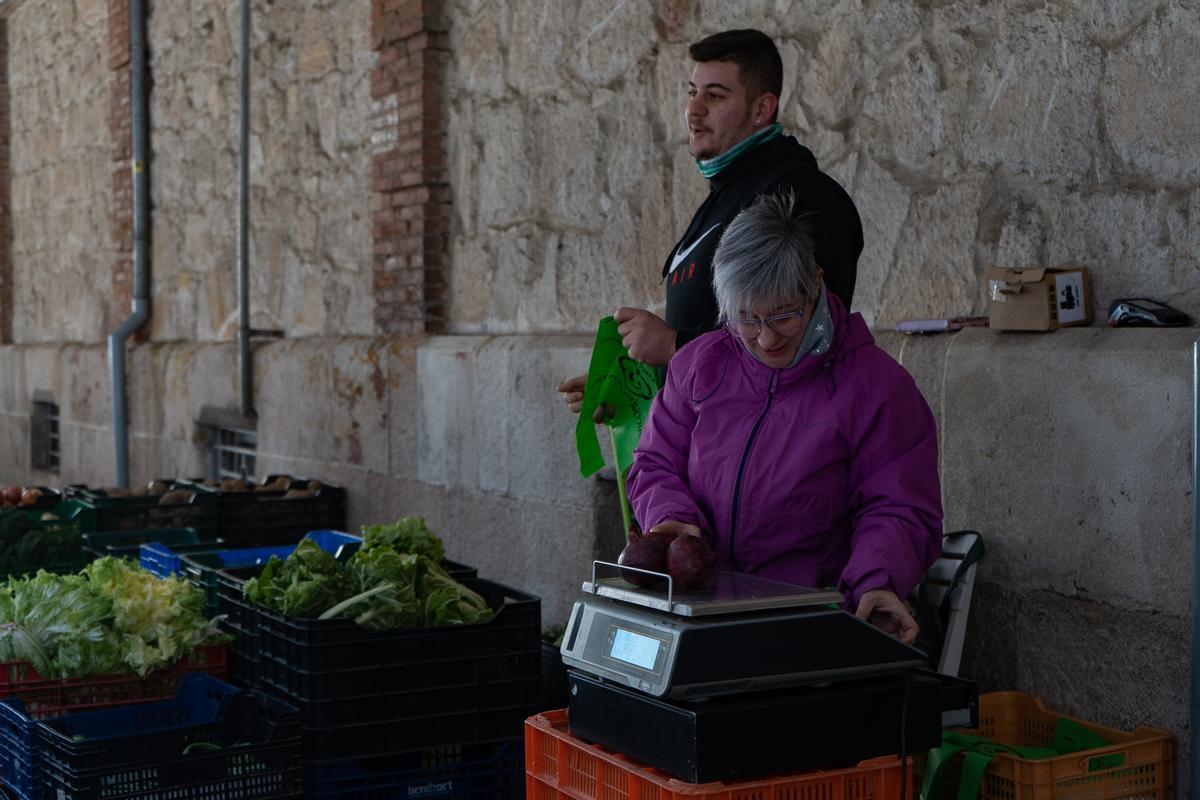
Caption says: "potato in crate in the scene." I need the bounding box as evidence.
[180,475,346,546]
[65,481,219,538]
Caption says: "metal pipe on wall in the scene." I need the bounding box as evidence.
[107,0,150,488]
[236,0,255,420]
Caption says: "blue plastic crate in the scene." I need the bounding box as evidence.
[0,695,38,799]
[159,530,364,621]
[33,674,302,800]
[141,529,363,578]
[306,739,523,799]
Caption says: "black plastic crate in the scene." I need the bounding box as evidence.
[83,527,221,561]
[305,739,524,799]
[216,565,265,689]
[256,578,539,760]
[0,485,63,512]
[254,578,539,677]
[24,675,301,800]
[64,482,219,538]
[213,556,479,692]
[181,475,346,546]
[220,566,539,760]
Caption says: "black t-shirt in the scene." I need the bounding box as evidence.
[662,135,863,350]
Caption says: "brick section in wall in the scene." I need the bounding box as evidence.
[370,0,451,335]
[107,0,133,336]
[0,19,11,344]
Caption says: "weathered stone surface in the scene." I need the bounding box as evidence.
[416,335,596,507]
[8,3,114,344]
[879,182,983,324]
[963,7,1101,183]
[148,0,373,341]
[932,327,1193,610]
[450,0,509,99]
[1102,4,1200,185]
[1044,190,1185,313]
[469,101,537,231]
[859,45,959,179]
[568,0,655,88]
[255,338,390,474]
[847,157,910,325]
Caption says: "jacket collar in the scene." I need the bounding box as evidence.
[723,291,873,387]
[709,134,819,191]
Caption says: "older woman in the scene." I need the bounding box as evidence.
[626,191,941,643]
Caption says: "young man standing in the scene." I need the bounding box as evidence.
[560,29,863,408]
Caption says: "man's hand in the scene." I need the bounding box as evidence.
[556,374,587,414]
[855,589,919,645]
[648,520,702,538]
[614,307,677,367]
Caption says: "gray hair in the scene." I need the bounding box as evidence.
[711,191,820,323]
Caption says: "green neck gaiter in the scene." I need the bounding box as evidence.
[696,123,782,179]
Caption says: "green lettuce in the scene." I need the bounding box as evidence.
[0,559,224,678]
[360,517,445,563]
[244,538,350,618]
[247,533,491,632]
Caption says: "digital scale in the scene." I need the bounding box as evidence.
[561,563,927,699]
[561,563,977,783]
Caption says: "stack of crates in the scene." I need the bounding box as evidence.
[63,482,220,540]
[1,674,302,799]
[215,544,540,799]
[526,709,912,800]
[179,475,346,546]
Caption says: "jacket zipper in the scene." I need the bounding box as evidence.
[727,370,778,571]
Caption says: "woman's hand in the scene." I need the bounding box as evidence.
[648,520,702,538]
[854,589,919,645]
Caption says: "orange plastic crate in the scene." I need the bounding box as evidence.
[526,709,912,800]
[0,643,228,719]
[925,692,1173,800]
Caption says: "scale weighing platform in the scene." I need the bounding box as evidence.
[561,564,927,699]
[561,563,977,783]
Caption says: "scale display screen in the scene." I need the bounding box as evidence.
[608,626,661,671]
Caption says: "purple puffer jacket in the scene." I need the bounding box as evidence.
[627,293,942,609]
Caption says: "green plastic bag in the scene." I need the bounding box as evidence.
[573,317,662,531]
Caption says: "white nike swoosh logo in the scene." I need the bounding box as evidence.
[668,224,721,274]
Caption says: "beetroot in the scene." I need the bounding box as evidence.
[617,527,675,587]
[666,534,717,590]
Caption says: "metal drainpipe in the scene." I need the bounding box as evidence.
[236,0,256,421]
[1192,339,1199,795]
[108,0,149,488]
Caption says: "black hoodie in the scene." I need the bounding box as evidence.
[662,135,863,350]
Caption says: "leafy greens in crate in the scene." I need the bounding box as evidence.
[243,516,490,630]
[0,557,227,678]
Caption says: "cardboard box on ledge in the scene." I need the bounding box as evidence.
[984,266,1092,331]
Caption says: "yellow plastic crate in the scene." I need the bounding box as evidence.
[926,691,1173,800]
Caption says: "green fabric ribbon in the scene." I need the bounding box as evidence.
[696,123,782,178]
[920,719,1118,800]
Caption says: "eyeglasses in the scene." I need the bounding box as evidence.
[725,309,808,340]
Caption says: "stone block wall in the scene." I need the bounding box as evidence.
[146,0,376,342]
[0,2,1196,794]
[445,1,1200,333]
[7,0,116,343]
